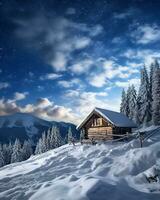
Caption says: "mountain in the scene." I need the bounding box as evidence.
[0,127,160,199]
[0,113,79,144]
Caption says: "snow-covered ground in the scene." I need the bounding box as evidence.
[0,128,160,200]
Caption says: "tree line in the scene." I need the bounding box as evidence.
[120,59,160,126]
[0,126,75,168]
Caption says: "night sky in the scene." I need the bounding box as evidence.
[0,0,160,124]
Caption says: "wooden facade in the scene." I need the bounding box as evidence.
[80,112,132,141]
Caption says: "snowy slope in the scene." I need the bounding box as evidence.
[0,128,160,200]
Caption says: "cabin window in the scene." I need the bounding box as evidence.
[92,118,102,127]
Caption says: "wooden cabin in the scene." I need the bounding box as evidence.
[77,107,137,141]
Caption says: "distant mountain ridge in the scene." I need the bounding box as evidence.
[0,113,79,144]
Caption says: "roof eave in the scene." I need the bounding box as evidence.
[76,108,115,130]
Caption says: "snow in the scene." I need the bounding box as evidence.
[95,108,137,127]
[77,107,137,129]
[0,127,160,200]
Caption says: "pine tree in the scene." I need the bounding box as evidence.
[152,60,160,125]
[128,85,137,120]
[0,144,4,167]
[120,89,129,116]
[35,138,43,155]
[41,132,47,153]
[53,126,63,148]
[46,128,51,150]
[11,139,23,163]
[126,86,132,117]
[120,89,126,114]
[2,143,13,165]
[137,65,152,125]
[67,126,73,144]
[49,126,56,149]
[150,62,154,102]
[22,140,33,160]
[35,127,64,155]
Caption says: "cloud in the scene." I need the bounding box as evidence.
[7,92,29,103]
[70,58,94,75]
[64,90,120,123]
[115,78,140,88]
[28,72,34,78]
[0,97,78,124]
[37,85,44,91]
[122,49,160,66]
[0,99,20,115]
[66,7,76,15]
[0,82,10,90]
[88,59,139,87]
[113,8,136,20]
[15,14,102,72]
[89,74,107,87]
[112,37,124,44]
[131,24,160,44]
[40,73,62,80]
[14,92,28,101]
[58,78,81,88]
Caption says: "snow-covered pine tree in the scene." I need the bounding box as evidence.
[7,142,13,164]
[128,85,137,120]
[22,140,33,160]
[35,138,43,155]
[67,126,73,144]
[120,88,130,117]
[137,65,152,125]
[52,126,63,148]
[0,144,4,167]
[120,89,126,114]
[11,139,23,163]
[41,132,48,153]
[149,62,154,102]
[152,60,160,125]
[49,126,56,149]
[2,143,12,165]
[46,128,51,151]
[126,86,132,117]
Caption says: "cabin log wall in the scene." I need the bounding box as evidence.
[81,111,132,141]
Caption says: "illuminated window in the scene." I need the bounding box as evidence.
[92,118,102,127]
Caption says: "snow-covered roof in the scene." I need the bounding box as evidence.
[77,107,137,129]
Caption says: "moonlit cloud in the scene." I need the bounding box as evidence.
[113,8,137,20]
[70,58,94,74]
[66,7,76,15]
[14,92,28,101]
[58,78,81,88]
[1,1,160,124]
[7,92,29,103]
[122,49,160,66]
[0,82,10,90]
[15,14,102,72]
[0,97,78,123]
[88,59,139,87]
[40,73,62,80]
[115,78,140,88]
[131,24,160,44]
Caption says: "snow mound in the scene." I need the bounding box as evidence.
[0,128,160,200]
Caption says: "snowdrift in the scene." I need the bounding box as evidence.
[0,128,160,200]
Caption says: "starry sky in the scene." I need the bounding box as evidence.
[0,0,160,124]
